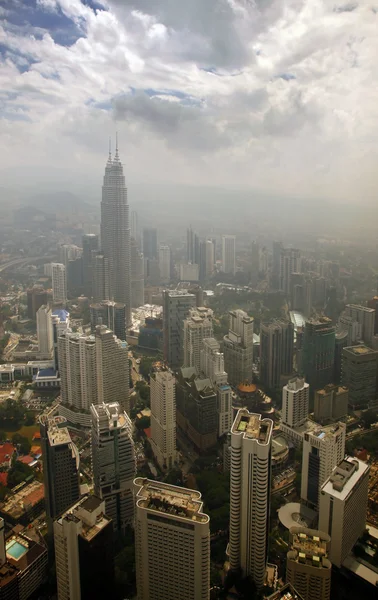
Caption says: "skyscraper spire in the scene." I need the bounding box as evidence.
[114,131,119,162]
[108,136,112,162]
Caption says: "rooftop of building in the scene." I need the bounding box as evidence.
[286,418,345,441]
[321,456,369,500]
[47,425,72,447]
[134,477,209,523]
[51,309,69,322]
[164,290,195,297]
[288,527,331,569]
[278,503,317,531]
[0,481,44,520]
[285,377,307,392]
[266,583,305,600]
[272,435,289,458]
[91,402,129,431]
[346,304,375,313]
[5,533,46,572]
[316,384,348,396]
[237,382,257,394]
[232,409,273,445]
[60,495,111,542]
[343,345,378,357]
[90,300,125,309]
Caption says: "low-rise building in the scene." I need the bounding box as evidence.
[0,481,44,525]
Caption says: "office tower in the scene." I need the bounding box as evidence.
[183,307,214,371]
[344,304,375,345]
[143,227,158,259]
[58,331,97,411]
[27,285,47,319]
[82,233,99,298]
[280,248,301,295]
[131,209,138,241]
[92,252,109,302]
[159,244,171,283]
[67,256,83,293]
[341,345,378,409]
[272,240,283,290]
[201,338,232,436]
[134,478,210,600]
[304,278,313,318]
[199,239,215,280]
[290,272,304,307]
[260,319,294,390]
[334,330,348,383]
[301,422,346,508]
[51,308,70,371]
[223,309,254,386]
[91,403,136,532]
[249,240,260,285]
[36,305,53,358]
[39,416,80,536]
[101,142,131,326]
[58,244,82,267]
[367,295,378,334]
[131,237,144,307]
[286,527,332,600]
[314,384,349,424]
[187,226,200,264]
[51,262,67,303]
[337,314,361,345]
[319,456,369,568]
[313,277,327,308]
[221,234,236,274]
[150,363,176,469]
[179,262,199,282]
[302,319,335,396]
[163,290,196,369]
[282,377,309,428]
[95,325,130,414]
[90,300,126,340]
[54,495,114,600]
[229,410,273,589]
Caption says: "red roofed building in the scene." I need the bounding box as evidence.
[144,427,151,439]
[17,455,34,466]
[0,472,8,487]
[0,443,15,469]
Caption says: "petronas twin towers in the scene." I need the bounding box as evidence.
[100,139,132,327]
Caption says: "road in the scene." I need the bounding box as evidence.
[0,255,55,273]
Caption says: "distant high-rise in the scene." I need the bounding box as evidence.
[27,285,48,319]
[187,226,200,264]
[163,290,196,369]
[301,422,346,508]
[344,304,375,345]
[201,338,232,437]
[37,305,53,358]
[101,142,131,325]
[143,227,158,260]
[272,240,283,290]
[150,363,177,469]
[260,319,294,390]
[92,252,109,302]
[91,402,136,533]
[90,300,126,340]
[282,377,309,429]
[58,331,97,411]
[223,309,254,386]
[302,319,335,396]
[131,210,139,242]
[54,495,114,600]
[183,307,213,371]
[51,309,70,371]
[314,384,348,424]
[286,527,331,600]
[367,295,378,335]
[95,325,130,414]
[159,244,171,283]
[341,345,378,409]
[82,233,99,298]
[51,262,67,303]
[319,456,370,568]
[222,235,236,274]
[280,248,301,295]
[130,237,144,307]
[229,409,273,589]
[134,478,210,600]
[40,416,80,537]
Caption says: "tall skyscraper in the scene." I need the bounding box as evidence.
[301,422,346,508]
[183,307,214,371]
[260,319,294,390]
[229,409,273,589]
[101,142,131,325]
[131,209,139,242]
[163,290,196,369]
[201,338,232,437]
[286,527,332,600]
[302,319,335,396]
[91,402,136,533]
[282,377,309,428]
[341,345,378,409]
[90,300,126,340]
[143,227,158,259]
[134,478,210,600]
[344,304,375,345]
[130,237,144,307]
[187,226,200,264]
[51,262,67,303]
[95,325,130,414]
[54,495,114,600]
[199,238,215,280]
[314,384,348,424]
[92,252,110,302]
[58,331,97,411]
[51,308,70,371]
[280,248,301,295]
[319,456,370,568]
[37,305,53,358]
[272,240,283,290]
[222,235,236,274]
[159,244,171,283]
[223,309,254,386]
[150,363,177,469]
[82,233,99,298]
[27,285,48,319]
[39,416,80,536]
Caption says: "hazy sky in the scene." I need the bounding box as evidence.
[1,1,377,201]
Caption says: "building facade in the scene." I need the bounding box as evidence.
[159,245,171,283]
[344,304,375,345]
[130,237,145,307]
[280,248,301,295]
[341,345,378,409]
[51,263,67,304]
[90,301,126,341]
[92,252,109,302]
[82,233,99,299]
[36,305,53,358]
[314,384,349,424]
[58,331,97,411]
[183,308,213,371]
[223,309,254,387]
[260,319,294,390]
[201,338,232,437]
[282,377,309,429]
[163,290,196,369]
[150,364,177,470]
[221,235,236,274]
[302,319,335,397]
[95,325,130,414]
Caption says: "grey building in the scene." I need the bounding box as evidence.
[92,252,109,302]
[82,233,99,298]
[130,237,144,307]
[223,309,254,387]
[260,319,294,390]
[163,290,196,369]
[143,227,158,260]
[95,325,130,414]
[341,345,378,409]
[90,301,126,341]
[314,384,348,424]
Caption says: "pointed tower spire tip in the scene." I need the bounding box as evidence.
[115,131,119,161]
[108,136,112,161]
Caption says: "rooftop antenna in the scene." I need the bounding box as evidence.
[115,131,119,160]
[108,136,112,161]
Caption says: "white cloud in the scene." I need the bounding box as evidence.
[0,0,377,201]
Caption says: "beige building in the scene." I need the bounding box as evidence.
[51,262,67,304]
[282,377,309,428]
[150,364,177,470]
[95,325,130,414]
[314,384,349,423]
[286,527,331,600]
[36,305,53,358]
[183,307,213,371]
[58,331,97,411]
[223,309,254,386]
[134,478,210,600]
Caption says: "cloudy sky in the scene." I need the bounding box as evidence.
[0,0,377,201]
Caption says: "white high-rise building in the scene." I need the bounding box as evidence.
[222,235,236,274]
[95,325,130,414]
[163,290,197,369]
[51,309,70,371]
[319,456,370,568]
[37,305,53,358]
[150,364,176,469]
[282,377,309,428]
[91,402,136,532]
[58,244,82,268]
[201,338,232,437]
[131,237,144,307]
[58,331,97,411]
[159,244,171,283]
[183,307,213,371]
[280,248,301,295]
[100,141,131,326]
[134,478,210,600]
[51,263,67,303]
[229,409,273,589]
[301,422,346,508]
[344,304,375,345]
[223,309,254,386]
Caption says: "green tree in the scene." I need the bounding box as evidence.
[135,416,151,431]
[12,433,31,455]
[7,460,34,489]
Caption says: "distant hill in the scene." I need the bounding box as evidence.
[24,191,92,214]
